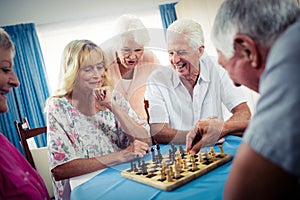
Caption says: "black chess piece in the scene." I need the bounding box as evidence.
[141,160,148,175]
[151,147,155,162]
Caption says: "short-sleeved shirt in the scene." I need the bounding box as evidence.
[46,91,149,199]
[145,53,246,130]
[0,133,50,200]
[243,17,300,178]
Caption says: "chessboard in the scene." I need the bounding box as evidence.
[121,144,232,191]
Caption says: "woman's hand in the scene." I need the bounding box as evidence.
[94,86,113,110]
[120,140,150,162]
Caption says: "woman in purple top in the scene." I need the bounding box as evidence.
[0,28,50,200]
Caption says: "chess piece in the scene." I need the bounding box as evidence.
[168,149,173,163]
[160,168,166,181]
[133,163,138,172]
[188,152,194,163]
[156,144,163,161]
[175,150,181,166]
[183,159,188,169]
[141,160,148,175]
[199,152,203,163]
[130,161,134,172]
[162,161,167,170]
[179,145,185,156]
[191,157,199,171]
[210,146,215,156]
[151,147,155,162]
[137,155,141,167]
[166,169,173,182]
[174,160,181,179]
[219,145,225,157]
[171,143,176,153]
[169,165,174,177]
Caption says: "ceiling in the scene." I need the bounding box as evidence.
[0,0,177,26]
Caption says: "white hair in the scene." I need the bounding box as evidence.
[113,14,150,46]
[211,0,300,59]
[166,18,205,50]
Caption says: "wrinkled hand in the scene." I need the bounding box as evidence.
[94,86,113,109]
[122,140,150,162]
[186,117,224,154]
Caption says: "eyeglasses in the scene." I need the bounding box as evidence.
[120,48,144,56]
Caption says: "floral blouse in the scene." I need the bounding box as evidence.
[46,91,149,199]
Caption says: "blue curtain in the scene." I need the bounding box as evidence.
[0,23,50,152]
[159,2,178,30]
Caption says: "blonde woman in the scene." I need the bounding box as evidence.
[45,40,151,199]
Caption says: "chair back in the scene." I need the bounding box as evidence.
[144,99,150,124]
[144,99,157,145]
[14,117,47,169]
[14,117,54,198]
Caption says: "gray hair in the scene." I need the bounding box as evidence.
[0,28,15,54]
[211,0,300,59]
[166,18,205,50]
[114,14,150,46]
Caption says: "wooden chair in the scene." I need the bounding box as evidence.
[14,117,47,169]
[144,99,157,145]
[14,117,54,198]
[144,99,150,124]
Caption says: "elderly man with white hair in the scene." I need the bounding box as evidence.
[145,18,251,145]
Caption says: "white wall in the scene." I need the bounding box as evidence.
[0,0,177,26]
[175,0,223,56]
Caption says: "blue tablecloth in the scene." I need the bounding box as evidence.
[71,136,242,200]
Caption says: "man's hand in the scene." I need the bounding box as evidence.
[186,117,224,154]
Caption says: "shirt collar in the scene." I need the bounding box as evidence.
[197,55,211,84]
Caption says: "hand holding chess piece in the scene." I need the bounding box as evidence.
[186,116,224,154]
[120,140,150,162]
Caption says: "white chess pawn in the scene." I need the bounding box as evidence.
[166,169,173,182]
[160,168,166,181]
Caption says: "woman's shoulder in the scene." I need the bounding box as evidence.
[46,97,71,112]
[48,97,68,105]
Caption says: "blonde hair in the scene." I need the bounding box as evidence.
[46,40,110,105]
[0,28,15,54]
